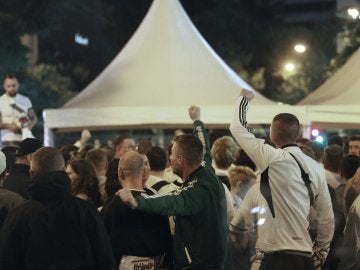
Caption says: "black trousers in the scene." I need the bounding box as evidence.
[259,252,314,270]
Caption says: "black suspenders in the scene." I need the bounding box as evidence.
[260,153,315,218]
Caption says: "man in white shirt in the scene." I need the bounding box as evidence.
[229,89,334,270]
[145,146,176,194]
[0,74,37,145]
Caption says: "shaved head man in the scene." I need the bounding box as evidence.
[118,151,144,186]
[101,150,172,268]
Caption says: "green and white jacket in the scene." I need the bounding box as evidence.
[136,120,228,270]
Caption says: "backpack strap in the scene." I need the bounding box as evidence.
[260,153,315,219]
[288,152,315,206]
[151,180,171,192]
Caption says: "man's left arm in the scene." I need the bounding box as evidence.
[229,89,280,171]
[27,109,37,130]
[312,171,335,268]
[188,105,212,168]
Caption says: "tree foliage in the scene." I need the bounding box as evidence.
[179,0,340,104]
[0,0,346,112]
[0,0,76,140]
[24,64,74,110]
[330,18,360,73]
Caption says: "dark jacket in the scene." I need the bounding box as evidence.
[2,163,31,198]
[0,171,115,270]
[100,189,172,265]
[105,158,121,198]
[0,188,25,230]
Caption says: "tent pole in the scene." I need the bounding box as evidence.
[302,106,311,139]
[44,127,55,146]
[302,123,311,139]
[157,128,164,148]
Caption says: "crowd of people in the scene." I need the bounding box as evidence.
[0,74,359,269]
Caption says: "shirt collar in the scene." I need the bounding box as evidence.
[185,166,203,182]
[281,143,299,149]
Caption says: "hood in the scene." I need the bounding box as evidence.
[9,163,30,175]
[28,171,71,202]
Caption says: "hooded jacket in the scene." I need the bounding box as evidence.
[0,188,24,230]
[2,163,31,199]
[0,170,115,270]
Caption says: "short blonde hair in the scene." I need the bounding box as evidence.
[228,166,256,188]
[211,136,239,169]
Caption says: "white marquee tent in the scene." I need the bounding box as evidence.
[298,48,360,129]
[44,0,305,144]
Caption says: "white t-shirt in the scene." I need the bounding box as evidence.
[0,93,32,141]
[145,174,182,195]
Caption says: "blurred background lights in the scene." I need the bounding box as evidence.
[311,129,320,137]
[316,135,324,143]
[347,8,359,19]
[294,44,306,53]
[74,33,89,46]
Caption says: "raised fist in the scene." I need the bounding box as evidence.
[188,105,201,121]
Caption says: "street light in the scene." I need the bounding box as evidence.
[284,62,295,72]
[294,44,306,53]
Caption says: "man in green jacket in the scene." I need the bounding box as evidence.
[119,106,227,270]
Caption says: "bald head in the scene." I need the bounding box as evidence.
[30,147,65,175]
[118,151,144,181]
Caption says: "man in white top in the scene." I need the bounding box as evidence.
[0,74,37,145]
[145,146,176,194]
[74,129,92,151]
[229,89,334,270]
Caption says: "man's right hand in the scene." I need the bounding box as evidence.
[188,105,200,121]
[117,188,138,208]
[240,88,255,101]
[81,129,91,141]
